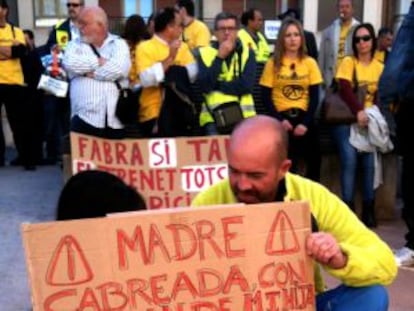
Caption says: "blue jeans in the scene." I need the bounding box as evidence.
[43,94,70,161]
[316,284,388,311]
[331,125,375,203]
[203,122,219,136]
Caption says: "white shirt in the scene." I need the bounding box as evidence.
[63,34,131,129]
[69,20,80,42]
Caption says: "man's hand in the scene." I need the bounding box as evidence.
[162,39,181,71]
[98,57,107,66]
[217,38,235,59]
[306,232,348,269]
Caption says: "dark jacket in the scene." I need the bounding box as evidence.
[379,2,414,154]
[157,66,201,137]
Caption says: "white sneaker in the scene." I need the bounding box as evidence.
[394,247,414,267]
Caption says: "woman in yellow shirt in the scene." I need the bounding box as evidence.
[259,18,323,181]
[333,23,384,227]
[121,14,150,132]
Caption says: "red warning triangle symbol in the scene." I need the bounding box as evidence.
[46,235,94,286]
[265,210,300,255]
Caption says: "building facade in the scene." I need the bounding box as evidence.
[9,0,412,49]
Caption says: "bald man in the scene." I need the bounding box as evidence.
[63,6,131,138]
[192,115,396,311]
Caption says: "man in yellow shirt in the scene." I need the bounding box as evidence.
[0,0,35,170]
[319,0,359,87]
[192,115,397,311]
[374,27,393,63]
[136,7,197,137]
[176,0,211,51]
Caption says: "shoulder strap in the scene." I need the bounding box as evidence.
[352,58,359,90]
[89,43,100,58]
[11,24,16,39]
[89,44,122,90]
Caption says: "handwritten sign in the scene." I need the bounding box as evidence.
[70,133,230,209]
[22,202,315,311]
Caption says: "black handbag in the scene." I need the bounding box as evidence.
[323,62,367,125]
[114,82,141,125]
[210,101,244,135]
[89,44,139,125]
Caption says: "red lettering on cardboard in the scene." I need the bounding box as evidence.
[46,235,93,286]
[265,210,300,255]
[151,140,172,167]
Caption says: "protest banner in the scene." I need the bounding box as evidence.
[22,202,315,311]
[70,133,230,209]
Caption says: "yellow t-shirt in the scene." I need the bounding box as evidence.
[182,19,211,50]
[0,24,25,85]
[336,23,351,72]
[136,37,195,122]
[336,56,384,108]
[374,50,386,64]
[259,56,323,111]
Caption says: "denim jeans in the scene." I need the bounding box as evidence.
[379,2,414,249]
[203,122,219,136]
[331,124,375,203]
[316,284,388,311]
[43,94,70,161]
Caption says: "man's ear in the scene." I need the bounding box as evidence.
[279,159,292,177]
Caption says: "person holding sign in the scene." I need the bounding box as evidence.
[192,115,397,311]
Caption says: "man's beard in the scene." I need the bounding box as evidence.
[81,35,92,44]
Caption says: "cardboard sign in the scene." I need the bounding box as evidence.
[22,202,315,311]
[70,133,230,209]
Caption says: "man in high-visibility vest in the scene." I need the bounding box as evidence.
[196,12,256,135]
[238,8,270,115]
[41,0,84,165]
[238,8,270,64]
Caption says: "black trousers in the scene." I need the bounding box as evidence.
[0,84,35,165]
[396,100,414,249]
[280,109,321,182]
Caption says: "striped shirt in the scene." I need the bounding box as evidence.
[63,33,131,129]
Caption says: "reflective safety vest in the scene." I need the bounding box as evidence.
[198,46,256,127]
[55,20,70,50]
[238,28,270,63]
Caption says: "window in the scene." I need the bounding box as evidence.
[33,0,67,27]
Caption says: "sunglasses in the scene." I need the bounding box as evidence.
[290,63,298,79]
[66,3,81,8]
[355,35,372,43]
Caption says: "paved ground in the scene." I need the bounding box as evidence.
[0,148,413,311]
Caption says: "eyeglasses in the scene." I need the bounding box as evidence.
[216,26,237,33]
[355,35,372,43]
[66,3,81,8]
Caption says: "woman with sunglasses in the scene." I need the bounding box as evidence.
[333,23,385,227]
[259,18,323,181]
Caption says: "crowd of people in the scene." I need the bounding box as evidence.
[2,0,414,309]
